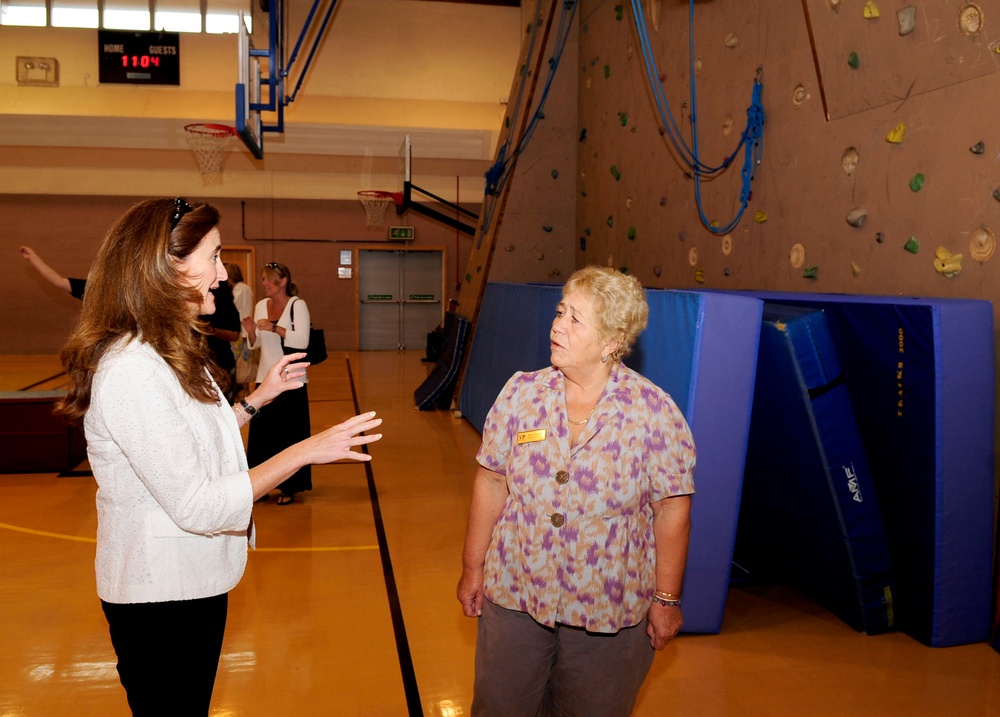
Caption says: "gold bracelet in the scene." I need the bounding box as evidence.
[655,590,680,600]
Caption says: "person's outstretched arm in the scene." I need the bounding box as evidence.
[20,246,72,293]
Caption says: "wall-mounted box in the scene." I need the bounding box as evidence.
[16,56,59,87]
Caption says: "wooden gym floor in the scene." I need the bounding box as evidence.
[2,351,1000,716]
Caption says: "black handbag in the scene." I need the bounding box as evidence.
[282,298,328,365]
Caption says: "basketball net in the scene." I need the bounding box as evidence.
[358,190,399,228]
[184,123,236,182]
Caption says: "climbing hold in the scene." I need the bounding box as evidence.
[992,188,1000,203]
[933,246,963,278]
[579,128,587,141]
[551,169,559,179]
[619,266,629,274]
[610,165,621,181]
[863,1,880,19]
[581,190,587,198]
[536,251,544,261]
[886,123,906,143]
[970,141,985,154]
[618,112,628,127]
[549,268,561,278]
[627,226,636,240]
[722,115,734,136]
[580,237,587,251]
[505,244,515,252]
[723,267,731,277]
[792,85,809,108]
[803,266,819,279]
[627,45,634,60]
[659,196,667,206]
[959,4,983,37]
[789,243,806,269]
[658,73,666,83]
[909,173,925,192]
[904,236,920,254]
[606,215,614,227]
[614,4,623,21]
[626,195,633,209]
[897,6,916,35]
[969,225,996,262]
[678,231,688,242]
[586,77,592,90]
[688,247,699,266]
[604,65,610,79]
[848,52,860,69]
[851,261,862,277]
[827,0,841,11]
[754,211,768,223]
[542,226,553,233]
[876,232,884,243]
[694,57,702,75]
[694,268,705,284]
[721,234,733,256]
[725,34,738,49]
[584,227,591,236]
[842,147,859,175]
[652,265,662,277]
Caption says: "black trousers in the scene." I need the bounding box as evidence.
[101,593,229,717]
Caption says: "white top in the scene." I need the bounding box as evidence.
[231,281,254,321]
[85,338,254,604]
[248,297,311,384]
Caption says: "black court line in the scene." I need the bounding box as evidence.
[18,372,67,391]
[345,357,422,716]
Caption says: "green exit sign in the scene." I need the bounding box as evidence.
[389,226,414,240]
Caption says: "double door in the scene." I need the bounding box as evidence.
[358,248,445,350]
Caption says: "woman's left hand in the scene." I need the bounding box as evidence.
[253,352,309,406]
[646,604,683,650]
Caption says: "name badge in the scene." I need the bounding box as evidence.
[517,429,547,444]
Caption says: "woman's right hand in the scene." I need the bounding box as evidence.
[457,566,485,617]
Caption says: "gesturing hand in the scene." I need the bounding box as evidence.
[307,411,383,465]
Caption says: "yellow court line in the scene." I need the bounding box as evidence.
[0,522,378,553]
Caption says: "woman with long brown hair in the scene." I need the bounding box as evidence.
[58,198,382,716]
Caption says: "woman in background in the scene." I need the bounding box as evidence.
[57,197,382,716]
[243,261,313,505]
[226,262,256,398]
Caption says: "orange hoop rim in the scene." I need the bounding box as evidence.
[184,123,237,137]
[358,190,402,203]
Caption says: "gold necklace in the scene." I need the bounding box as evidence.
[567,402,598,426]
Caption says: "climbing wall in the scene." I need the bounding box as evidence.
[576,0,1000,298]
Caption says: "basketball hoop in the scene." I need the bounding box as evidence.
[184,123,236,179]
[358,190,401,228]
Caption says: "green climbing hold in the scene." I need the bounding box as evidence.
[803,266,818,279]
[606,215,614,227]
[604,65,610,79]
[627,226,636,240]
[909,173,925,192]
[610,165,621,181]
[904,236,919,254]
[618,112,628,127]
[848,52,860,69]
[614,4,623,21]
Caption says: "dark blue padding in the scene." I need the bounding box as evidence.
[737,305,895,634]
[720,290,994,647]
[459,283,762,633]
[414,312,470,410]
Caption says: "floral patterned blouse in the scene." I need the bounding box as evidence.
[477,361,696,633]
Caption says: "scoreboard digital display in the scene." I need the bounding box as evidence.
[98,30,180,85]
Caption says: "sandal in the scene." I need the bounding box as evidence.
[276,494,296,505]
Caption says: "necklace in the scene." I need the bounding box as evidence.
[567,402,598,426]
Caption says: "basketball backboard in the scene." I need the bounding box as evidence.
[236,12,263,159]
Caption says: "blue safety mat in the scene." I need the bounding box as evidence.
[735,305,895,634]
[459,283,762,633]
[717,290,994,647]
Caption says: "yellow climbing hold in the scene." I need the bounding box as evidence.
[863,1,880,19]
[933,246,963,278]
[754,211,768,223]
[694,268,706,284]
[886,123,906,144]
[851,261,861,277]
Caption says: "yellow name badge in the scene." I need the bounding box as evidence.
[516,429,547,445]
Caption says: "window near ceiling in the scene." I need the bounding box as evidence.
[1,0,251,31]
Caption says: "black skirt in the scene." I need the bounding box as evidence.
[246,384,312,495]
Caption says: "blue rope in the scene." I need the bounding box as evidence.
[631,0,764,234]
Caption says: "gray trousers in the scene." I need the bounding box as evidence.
[472,598,656,717]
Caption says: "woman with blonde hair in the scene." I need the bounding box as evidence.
[458,265,695,716]
[58,198,382,716]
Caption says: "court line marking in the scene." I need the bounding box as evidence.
[0,521,379,553]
